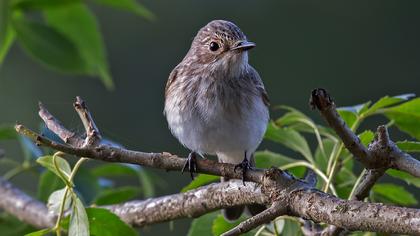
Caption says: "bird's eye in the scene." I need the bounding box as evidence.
[209,42,219,51]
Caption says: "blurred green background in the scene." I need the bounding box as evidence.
[1,0,420,235]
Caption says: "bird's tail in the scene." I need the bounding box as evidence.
[220,155,266,221]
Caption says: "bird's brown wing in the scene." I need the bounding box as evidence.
[248,66,270,107]
[164,66,180,98]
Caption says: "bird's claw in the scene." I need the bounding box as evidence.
[182,152,197,180]
[234,157,252,185]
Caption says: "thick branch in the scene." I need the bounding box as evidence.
[0,178,55,229]
[289,189,420,235]
[106,180,268,226]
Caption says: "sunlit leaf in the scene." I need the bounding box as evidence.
[87,208,137,236]
[47,187,71,214]
[92,0,155,20]
[396,140,420,153]
[24,228,52,236]
[94,186,139,205]
[13,17,86,73]
[275,106,327,155]
[254,150,295,168]
[358,130,374,147]
[181,174,219,193]
[69,195,89,236]
[339,102,371,115]
[337,110,357,128]
[372,183,417,206]
[44,3,113,89]
[37,155,71,183]
[383,98,420,140]
[363,94,415,116]
[386,169,420,188]
[265,122,313,163]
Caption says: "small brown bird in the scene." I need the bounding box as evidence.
[164,20,269,221]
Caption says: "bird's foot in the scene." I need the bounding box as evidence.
[234,155,252,185]
[182,152,197,180]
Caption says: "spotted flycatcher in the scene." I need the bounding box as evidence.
[164,20,269,220]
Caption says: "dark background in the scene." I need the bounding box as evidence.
[1,0,419,235]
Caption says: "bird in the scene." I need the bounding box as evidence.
[164,20,269,221]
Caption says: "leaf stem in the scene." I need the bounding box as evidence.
[53,156,88,236]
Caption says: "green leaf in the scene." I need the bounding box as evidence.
[37,155,71,183]
[0,0,15,66]
[0,125,17,140]
[87,208,137,236]
[24,228,52,236]
[254,150,295,168]
[181,174,219,193]
[69,195,89,236]
[73,167,101,204]
[386,169,420,188]
[12,0,80,10]
[372,183,417,206]
[339,102,371,115]
[43,3,113,89]
[187,212,218,236]
[265,122,313,163]
[314,139,336,172]
[137,169,155,197]
[92,0,155,20]
[358,130,374,147]
[37,170,65,202]
[363,94,415,116]
[94,186,139,205]
[92,163,156,198]
[280,219,302,235]
[212,214,254,236]
[383,98,420,140]
[47,187,71,214]
[337,109,357,128]
[13,17,86,73]
[396,140,420,153]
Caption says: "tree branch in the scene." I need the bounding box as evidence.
[0,178,55,229]
[4,95,419,235]
[311,88,420,235]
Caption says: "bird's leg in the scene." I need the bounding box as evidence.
[234,151,252,184]
[182,152,197,180]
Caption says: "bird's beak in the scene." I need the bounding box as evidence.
[230,41,256,51]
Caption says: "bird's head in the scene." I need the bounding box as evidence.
[186,20,255,76]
